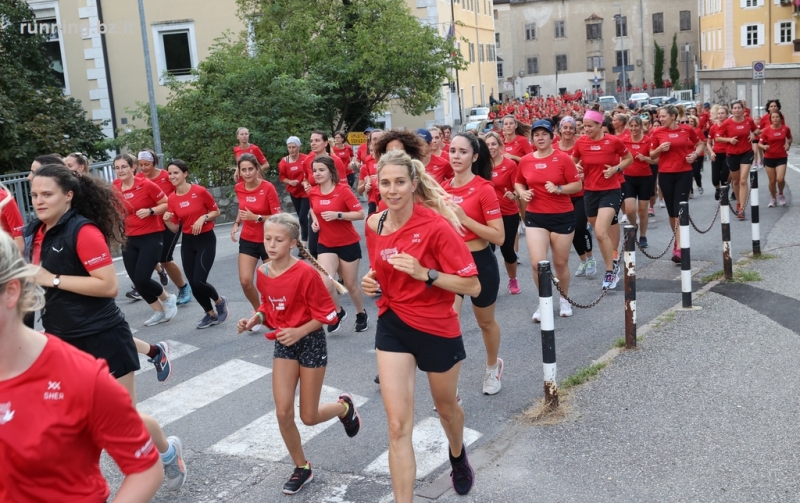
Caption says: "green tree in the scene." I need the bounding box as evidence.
[669,33,680,88]
[0,0,107,173]
[653,42,665,89]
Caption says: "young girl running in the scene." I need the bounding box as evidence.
[163,160,229,329]
[501,115,532,163]
[758,110,792,207]
[708,106,731,200]
[444,133,505,396]
[237,213,361,495]
[362,150,480,502]
[279,137,309,246]
[308,157,368,333]
[231,153,282,329]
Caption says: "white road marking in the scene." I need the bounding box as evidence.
[138,359,271,426]
[209,385,367,461]
[363,417,482,480]
[787,163,799,175]
[135,340,199,376]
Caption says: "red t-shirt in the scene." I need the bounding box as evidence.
[357,143,369,163]
[167,184,219,234]
[332,146,353,173]
[358,155,380,206]
[436,149,450,161]
[708,124,728,154]
[0,189,24,237]
[572,135,629,191]
[699,111,711,132]
[622,136,654,177]
[757,114,772,132]
[233,144,268,166]
[0,335,159,503]
[278,154,308,199]
[365,205,478,337]
[426,155,454,186]
[516,151,581,214]
[759,125,792,159]
[555,142,584,198]
[32,224,113,271]
[255,260,338,331]
[721,117,757,155]
[303,154,348,186]
[113,178,166,236]
[649,125,700,173]
[442,176,502,242]
[491,158,519,216]
[309,184,363,248]
[235,180,282,243]
[136,169,175,197]
[503,135,533,160]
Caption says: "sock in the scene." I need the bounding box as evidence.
[147,345,159,359]
[606,270,613,274]
[487,362,498,372]
[449,445,465,464]
[339,402,350,418]
[300,462,310,470]
[160,442,176,464]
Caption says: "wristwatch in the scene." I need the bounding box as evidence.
[425,269,439,288]
[337,212,343,220]
[256,215,264,223]
[52,275,61,289]
[149,208,155,216]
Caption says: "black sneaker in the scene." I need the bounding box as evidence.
[337,393,361,438]
[374,374,380,384]
[327,308,347,333]
[158,268,169,287]
[355,311,369,332]
[282,464,313,495]
[126,287,142,301]
[449,444,475,496]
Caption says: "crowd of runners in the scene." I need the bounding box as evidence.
[0,93,792,502]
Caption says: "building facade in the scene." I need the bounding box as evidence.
[494,0,698,99]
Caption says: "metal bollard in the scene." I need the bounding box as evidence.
[750,169,761,256]
[720,185,733,280]
[537,261,558,408]
[679,202,692,308]
[623,225,636,349]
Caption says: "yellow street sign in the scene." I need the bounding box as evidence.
[347,132,367,145]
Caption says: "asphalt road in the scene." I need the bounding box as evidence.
[102,153,798,502]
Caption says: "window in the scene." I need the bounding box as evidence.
[554,20,565,38]
[152,22,198,84]
[615,50,630,67]
[468,42,475,62]
[24,4,70,94]
[525,23,537,41]
[653,13,664,33]
[497,62,504,78]
[586,23,602,40]
[527,56,539,74]
[718,29,722,50]
[741,0,762,6]
[494,9,498,19]
[615,16,627,37]
[741,24,763,46]
[495,32,500,47]
[556,54,567,71]
[586,55,604,71]
[479,43,485,62]
[680,11,691,31]
[702,31,707,51]
[777,21,793,44]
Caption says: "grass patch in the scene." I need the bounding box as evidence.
[613,338,625,348]
[561,363,607,390]
[732,270,761,282]
[749,253,778,260]
[702,270,724,282]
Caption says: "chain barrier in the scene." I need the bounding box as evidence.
[635,220,679,259]
[550,275,609,309]
[689,199,721,234]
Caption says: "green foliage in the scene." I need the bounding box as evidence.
[669,33,680,86]
[561,363,606,390]
[0,0,107,173]
[653,42,664,89]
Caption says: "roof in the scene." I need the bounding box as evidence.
[585,13,603,21]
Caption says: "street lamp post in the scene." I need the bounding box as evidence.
[613,4,627,105]
[685,44,690,94]
[137,0,162,155]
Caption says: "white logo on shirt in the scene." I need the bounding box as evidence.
[669,134,679,138]
[412,233,421,243]
[320,200,331,205]
[268,296,287,311]
[290,166,299,171]
[44,381,64,401]
[451,196,463,204]
[326,310,337,321]
[246,196,257,203]
[535,163,547,169]
[458,263,476,275]
[0,403,14,425]
[380,247,398,261]
[590,146,601,151]
[124,192,134,199]
[51,246,63,253]
[48,381,61,390]
[135,438,155,458]
[179,201,190,208]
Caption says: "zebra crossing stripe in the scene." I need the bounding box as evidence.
[138,359,271,427]
[135,340,199,376]
[208,385,367,461]
[363,417,482,480]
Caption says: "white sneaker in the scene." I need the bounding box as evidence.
[768,198,776,208]
[620,214,630,224]
[163,436,187,491]
[144,311,167,327]
[163,294,178,321]
[659,200,665,208]
[559,297,573,317]
[532,306,541,323]
[482,358,504,395]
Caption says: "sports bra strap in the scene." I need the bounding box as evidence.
[376,210,389,235]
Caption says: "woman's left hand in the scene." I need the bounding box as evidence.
[387,252,427,281]
[135,208,151,219]
[320,211,338,222]
[191,216,205,235]
[449,202,467,222]
[544,181,559,194]
[685,152,698,163]
[238,208,258,221]
[603,164,617,179]
[503,190,516,201]
[275,327,305,346]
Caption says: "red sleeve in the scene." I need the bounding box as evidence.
[614,137,629,158]
[76,225,113,271]
[571,139,583,161]
[687,127,700,145]
[89,361,160,475]
[562,156,581,184]
[304,268,339,324]
[342,187,363,211]
[147,180,165,203]
[479,183,502,221]
[253,146,268,166]
[167,197,178,224]
[433,223,478,277]
[201,187,219,212]
[266,183,282,215]
[0,196,24,237]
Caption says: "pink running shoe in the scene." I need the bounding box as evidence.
[508,278,521,295]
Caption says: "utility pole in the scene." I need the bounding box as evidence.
[137,0,162,155]
[613,5,627,105]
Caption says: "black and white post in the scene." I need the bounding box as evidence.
[679,202,692,308]
[750,168,761,256]
[623,225,636,349]
[720,185,733,280]
[537,261,558,408]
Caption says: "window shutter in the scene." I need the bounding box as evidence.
[774,22,781,43]
[739,0,746,7]
[740,25,747,46]
[757,24,764,45]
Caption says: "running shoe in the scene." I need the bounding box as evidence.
[158,268,169,287]
[737,207,746,220]
[778,194,787,206]
[610,267,620,289]
[176,284,192,305]
[620,213,630,224]
[648,207,655,217]
[574,261,587,277]
[148,341,172,382]
[531,305,541,323]
[196,313,219,329]
[559,297,573,317]
[163,436,187,491]
[689,191,694,199]
[450,444,475,496]
[283,464,313,495]
[163,294,178,321]
[482,358,504,395]
[518,222,525,235]
[144,310,167,327]
[602,272,615,290]
[768,197,776,208]
[126,287,142,301]
[639,236,649,249]
[672,249,682,264]
[659,200,665,208]
[715,188,721,201]
[585,257,597,276]
[327,308,347,333]
[508,278,521,294]
[337,393,361,437]
[355,311,369,332]
[698,187,704,195]
[215,296,229,323]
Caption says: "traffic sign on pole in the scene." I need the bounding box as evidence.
[752,61,765,80]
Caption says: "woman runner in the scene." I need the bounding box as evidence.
[621,116,657,248]
[233,127,269,167]
[279,136,309,246]
[501,115,532,163]
[302,131,348,257]
[687,115,706,196]
[758,110,792,207]
[0,183,24,252]
[332,131,356,187]
[65,152,89,175]
[362,150,480,502]
[359,130,386,215]
[719,101,757,220]
[163,160,229,329]
[237,213,361,496]
[707,105,730,200]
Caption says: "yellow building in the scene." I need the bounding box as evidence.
[699,0,800,69]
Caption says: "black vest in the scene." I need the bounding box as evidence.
[23,209,124,339]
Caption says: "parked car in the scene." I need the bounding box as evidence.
[461,120,492,133]
[467,107,490,121]
[628,92,650,109]
[598,96,618,109]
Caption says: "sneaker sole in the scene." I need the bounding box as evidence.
[196,321,219,329]
[144,317,169,327]
[126,294,142,301]
[282,472,313,495]
[327,324,341,334]
[339,393,361,437]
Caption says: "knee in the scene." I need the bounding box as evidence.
[476,316,498,332]
[435,401,463,424]
[276,407,295,426]
[595,229,608,241]
[239,276,254,291]
[299,410,318,426]
[387,417,413,443]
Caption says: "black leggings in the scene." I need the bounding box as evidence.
[692,157,704,189]
[123,233,165,304]
[498,214,520,264]
[571,196,593,256]
[711,153,729,187]
[290,195,310,241]
[181,231,220,313]
[658,171,693,219]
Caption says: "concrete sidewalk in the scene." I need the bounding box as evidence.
[422,170,800,502]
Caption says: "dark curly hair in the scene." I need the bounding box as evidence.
[374,129,425,160]
[33,165,127,247]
